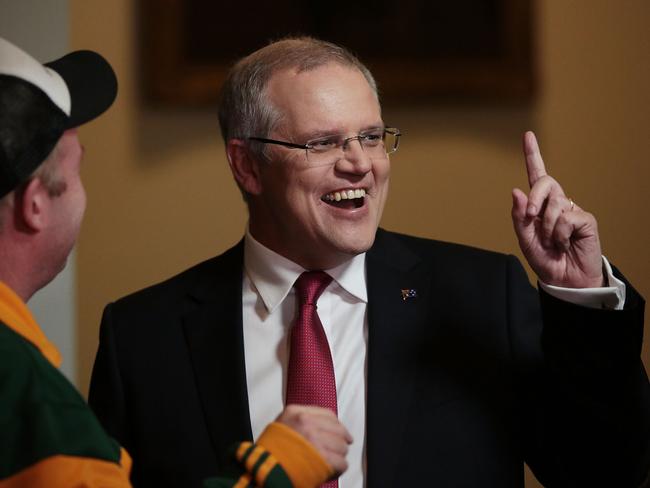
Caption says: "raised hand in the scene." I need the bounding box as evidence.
[276,404,353,478]
[511,131,604,288]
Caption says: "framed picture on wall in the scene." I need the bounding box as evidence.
[139,0,534,105]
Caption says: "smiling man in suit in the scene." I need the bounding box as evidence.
[89,37,650,487]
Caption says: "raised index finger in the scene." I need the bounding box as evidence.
[523,131,548,188]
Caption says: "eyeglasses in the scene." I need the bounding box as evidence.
[248,127,401,166]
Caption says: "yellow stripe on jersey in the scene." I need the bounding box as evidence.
[0,454,131,488]
[254,452,279,486]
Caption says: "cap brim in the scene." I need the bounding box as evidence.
[45,50,117,129]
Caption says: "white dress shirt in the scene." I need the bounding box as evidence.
[242,228,625,487]
[243,230,368,488]
[541,256,625,310]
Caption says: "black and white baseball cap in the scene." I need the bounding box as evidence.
[0,37,117,198]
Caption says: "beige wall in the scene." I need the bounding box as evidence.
[72,1,649,486]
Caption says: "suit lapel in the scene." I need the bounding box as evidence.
[182,241,253,457]
[179,232,442,481]
[366,230,434,486]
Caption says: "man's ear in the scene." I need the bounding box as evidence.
[16,177,49,232]
[226,139,263,196]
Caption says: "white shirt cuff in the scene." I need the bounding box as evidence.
[538,256,626,310]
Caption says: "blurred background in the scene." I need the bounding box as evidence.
[2,1,648,486]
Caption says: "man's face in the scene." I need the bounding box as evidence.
[45,129,86,275]
[247,63,390,269]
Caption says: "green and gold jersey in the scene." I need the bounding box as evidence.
[0,281,332,488]
[0,281,131,487]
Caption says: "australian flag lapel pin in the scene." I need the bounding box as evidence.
[401,288,417,301]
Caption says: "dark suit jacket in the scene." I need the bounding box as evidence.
[89,229,650,487]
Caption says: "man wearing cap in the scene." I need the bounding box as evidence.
[0,35,133,487]
[89,37,649,488]
[0,37,351,488]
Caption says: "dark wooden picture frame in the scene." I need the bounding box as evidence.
[139,0,534,106]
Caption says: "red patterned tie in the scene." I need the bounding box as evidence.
[286,271,338,487]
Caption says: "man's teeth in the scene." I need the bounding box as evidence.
[323,188,366,202]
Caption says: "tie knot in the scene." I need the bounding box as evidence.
[294,271,332,306]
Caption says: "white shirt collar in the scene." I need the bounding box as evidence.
[244,227,368,314]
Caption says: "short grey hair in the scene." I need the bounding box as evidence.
[0,141,66,230]
[217,36,379,160]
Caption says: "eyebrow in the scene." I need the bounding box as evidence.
[298,123,385,141]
